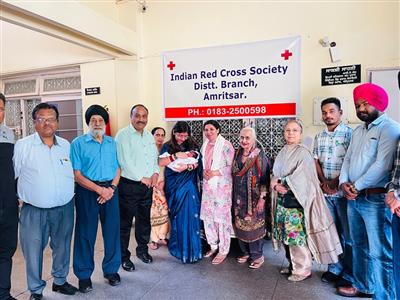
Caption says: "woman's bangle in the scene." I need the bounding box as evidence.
[173,153,178,160]
[187,164,194,171]
[169,155,175,162]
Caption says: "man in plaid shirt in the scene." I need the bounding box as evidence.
[313,97,353,289]
[386,139,400,299]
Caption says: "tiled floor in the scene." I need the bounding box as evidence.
[10,230,364,300]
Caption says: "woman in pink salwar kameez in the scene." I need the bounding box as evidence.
[200,120,235,265]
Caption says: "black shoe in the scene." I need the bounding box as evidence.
[321,271,340,283]
[79,278,93,293]
[29,294,43,300]
[52,281,78,295]
[122,259,135,272]
[137,252,153,264]
[336,278,353,288]
[104,273,121,286]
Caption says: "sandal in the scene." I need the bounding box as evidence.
[204,249,217,258]
[158,239,168,246]
[211,254,227,265]
[288,273,312,282]
[236,255,250,264]
[249,256,264,269]
[148,241,159,250]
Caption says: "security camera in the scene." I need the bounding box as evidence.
[330,41,336,47]
[319,36,330,47]
[141,4,147,13]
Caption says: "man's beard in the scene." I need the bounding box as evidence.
[357,109,379,123]
[323,118,337,126]
[90,127,105,138]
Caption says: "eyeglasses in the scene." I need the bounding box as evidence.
[35,117,57,124]
[284,129,301,133]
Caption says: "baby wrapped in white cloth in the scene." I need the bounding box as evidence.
[159,151,199,172]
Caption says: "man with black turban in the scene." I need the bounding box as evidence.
[70,104,122,293]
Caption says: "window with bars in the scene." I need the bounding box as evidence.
[3,70,83,142]
[186,118,289,160]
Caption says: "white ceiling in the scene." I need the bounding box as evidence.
[0,20,112,75]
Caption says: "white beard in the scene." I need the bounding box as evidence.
[89,128,105,138]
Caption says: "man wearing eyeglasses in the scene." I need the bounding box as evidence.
[13,103,77,300]
[70,105,121,293]
[115,104,159,270]
[0,93,18,300]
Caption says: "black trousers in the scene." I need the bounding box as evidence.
[118,177,153,262]
[0,206,18,299]
[238,239,264,261]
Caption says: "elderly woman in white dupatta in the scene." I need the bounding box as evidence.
[200,120,235,265]
[271,120,342,282]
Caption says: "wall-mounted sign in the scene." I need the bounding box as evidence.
[85,87,101,95]
[162,36,301,120]
[321,64,361,86]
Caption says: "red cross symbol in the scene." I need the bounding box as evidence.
[167,61,176,70]
[281,49,293,60]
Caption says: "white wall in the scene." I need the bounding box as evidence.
[138,1,399,137]
[80,58,140,135]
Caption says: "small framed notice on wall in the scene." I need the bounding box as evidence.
[321,64,361,86]
[85,87,101,95]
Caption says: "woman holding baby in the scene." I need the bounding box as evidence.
[200,120,235,265]
[158,121,202,263]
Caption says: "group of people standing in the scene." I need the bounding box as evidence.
[0,81,399,300]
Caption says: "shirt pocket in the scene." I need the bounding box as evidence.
[103,148,119,170]
[333,140,347,158]
[364,138,379,158]
[58,157,74,179]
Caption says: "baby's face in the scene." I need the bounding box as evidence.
[187,151,198,158]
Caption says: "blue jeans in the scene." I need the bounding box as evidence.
[393,214,400,300]
[325,196,353,283]
[20,201,74,295]
[347,194,394,300]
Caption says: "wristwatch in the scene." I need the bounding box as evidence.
[110,184,117,191]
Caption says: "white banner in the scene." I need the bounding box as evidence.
[162,36,301,120]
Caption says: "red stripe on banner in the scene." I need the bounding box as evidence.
[165,103,296,119]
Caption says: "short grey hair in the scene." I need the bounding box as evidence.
[284,119,303,133]
[240,126,257,139]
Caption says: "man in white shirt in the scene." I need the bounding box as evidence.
[14,103,77,300]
